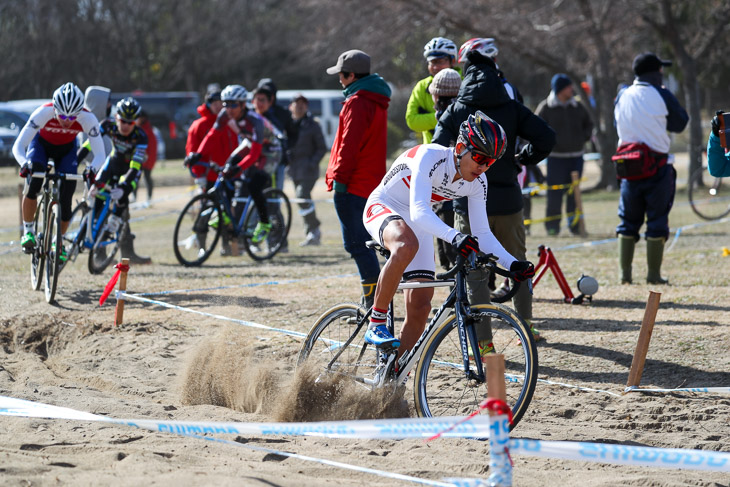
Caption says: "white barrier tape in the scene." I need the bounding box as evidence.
[538,378,622,397]
[667,216,730,252]
[128,191,188,210]
[510,438,730,472]
[0,396,491,440]
[116,292,310,340]
[134,272,357,297]
[0,396,457,487]
[625,386,730,394]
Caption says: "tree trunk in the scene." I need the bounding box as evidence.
[682,65,704,177]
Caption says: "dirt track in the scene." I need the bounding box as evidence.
[1,173,729,486]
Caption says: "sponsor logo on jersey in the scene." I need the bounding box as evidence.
[383,163,408,187]
[429,157,446,178]
[30,120,39,129]
[89,127,99,137]
[365,203,393,223]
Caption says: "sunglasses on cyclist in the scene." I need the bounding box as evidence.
[470,150,496,167]
[223,102,241,108]
[57,114,77,121]
[117,118,136,125]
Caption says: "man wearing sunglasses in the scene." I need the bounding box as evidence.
[13,82,105,255]
[362,112,535,357]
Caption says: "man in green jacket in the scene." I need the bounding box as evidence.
[405,37,459,144]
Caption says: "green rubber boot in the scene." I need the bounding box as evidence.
[646,237,668,284]
[618,234,635,284]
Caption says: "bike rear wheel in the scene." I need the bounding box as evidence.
[688,167,730,221]
[88,213,120,275]
[64,200,89,263]
[297,304,378,385]
[242,188,291,261]
[44,202,63,303]
[30,198,47,291]
[413,303,538,430]
[173,194,222,266]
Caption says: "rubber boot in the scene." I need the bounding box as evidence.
[360,279,377,310]
[120,223,152,265]
[618,234,635,284]
[646,237,668,284]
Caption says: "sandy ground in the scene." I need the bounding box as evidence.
[1,169,729,486]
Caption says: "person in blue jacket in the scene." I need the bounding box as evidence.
[707,112,730,177]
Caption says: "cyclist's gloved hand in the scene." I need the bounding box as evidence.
[183,152,201,168]
[451,233,479,258]
[213,110,230,131]
[222,163,242,180]
[19,161,33,178]
[510,260,535,282]
[711,111,722,137]
[117,180,132,198]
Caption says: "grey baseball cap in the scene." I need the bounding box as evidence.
[326,50,371,75]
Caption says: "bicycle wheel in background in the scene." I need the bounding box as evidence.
[44,202,63,303]
[688,167,730,221]
[30,198,47,291]
[297,303,378,385]
[413,303,538,430]
[241,188,291,261]
[88,212,120,275]
[173,194,222,267]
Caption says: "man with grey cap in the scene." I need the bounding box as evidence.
[614,52,688,285]
[325,49,391,309]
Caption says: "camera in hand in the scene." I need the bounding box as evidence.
[718,111,730,149]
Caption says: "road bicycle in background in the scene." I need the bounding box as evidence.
[298,242,538,430]
[173,162,291,266]
[688,166,730,221]
[28,163,83,303]
[64,181,125,275]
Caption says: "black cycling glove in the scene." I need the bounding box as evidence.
[451,233,479,258]
[510,260,535,282]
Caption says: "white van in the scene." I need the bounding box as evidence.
[273,90,344,147]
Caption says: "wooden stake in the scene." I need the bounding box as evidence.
[485,354,507,409]
[571,170,587,237]
[114,258,130,326]
[626,291,662,388]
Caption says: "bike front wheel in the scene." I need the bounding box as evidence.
[297,304,378,385]
[44,202,63,303]
[173,194,222,266]
[241,188,291,261]
[688,167,730,221]
[413,303,538,430]
[88,213,120,275]
[30,198,47,291]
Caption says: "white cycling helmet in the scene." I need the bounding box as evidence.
[423,37,458,61]
[457,38,499,63]
[52,82,85,117]
[221,84,248,102]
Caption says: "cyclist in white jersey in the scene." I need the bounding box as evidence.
[362,111,535,355]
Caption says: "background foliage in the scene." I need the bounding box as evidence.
[1,0,728,185]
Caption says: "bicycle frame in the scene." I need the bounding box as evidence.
[208,175,256,238]
[325,255,489,388]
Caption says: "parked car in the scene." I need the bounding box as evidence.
[0,102,37,166]
[109,91,200,159]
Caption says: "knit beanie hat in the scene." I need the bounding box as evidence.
[551,73,572,94]
[429,68,462,97]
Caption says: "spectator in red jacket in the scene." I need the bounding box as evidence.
[185,87,222,188]
[135,110,158,202]
[325,49,391,309]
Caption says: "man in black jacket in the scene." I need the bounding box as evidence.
[433,45,555,342]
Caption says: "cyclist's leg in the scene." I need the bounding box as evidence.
[56,139,79,235]
[21,135,50,239]
[245,167,271,223]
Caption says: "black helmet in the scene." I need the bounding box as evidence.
[116,97,141,121]
[458,110,507,164]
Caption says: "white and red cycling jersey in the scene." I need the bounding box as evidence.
[364,144,515,272]
[12,102,106,171]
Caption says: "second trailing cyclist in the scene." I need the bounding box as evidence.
[362,112,535,361]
